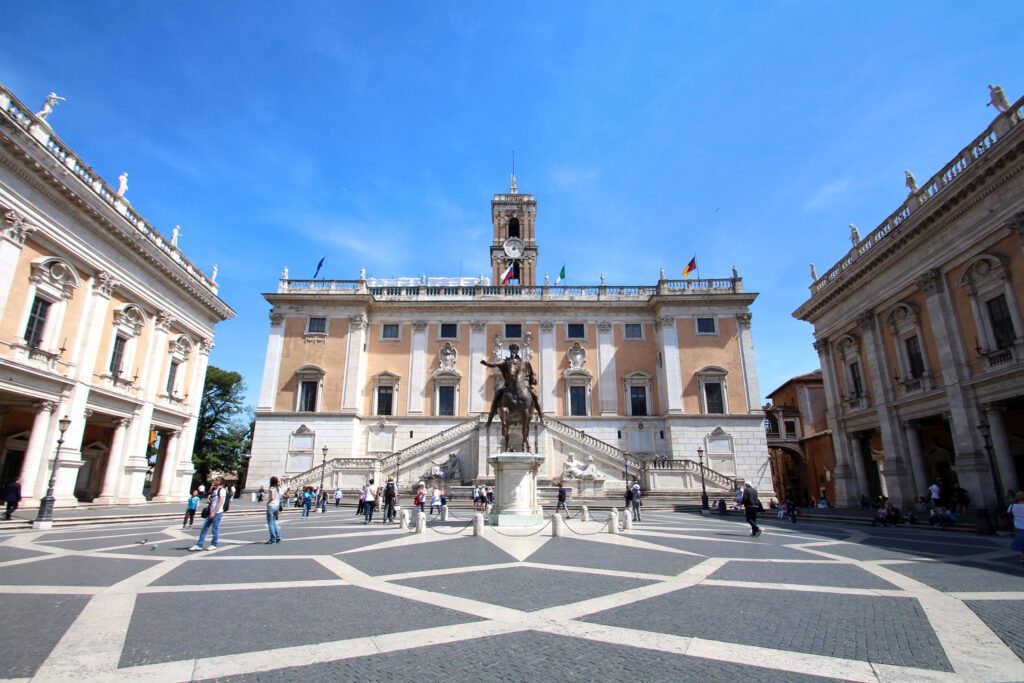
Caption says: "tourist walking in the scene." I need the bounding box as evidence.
[266,476,282,544]
[556,481,570,518]
[630,481,642,522]
[256,486,264,503]
[362,479,376,523]
[190,477,227,551]
[382,477,397,523]
[301,487,313,518]
[1008,491,1024,565]
[742,482,762,536]
[486,486,494,506]
[429,486,441,515]
[334,487,342,507]
[785,494,798,523]
[3,476,22,520]
[414,482,426,513]
[182,490,200,528]
[319,490,328,513]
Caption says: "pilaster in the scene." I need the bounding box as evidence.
[469,321,487,414]
[0,209,34,320]
[735,312,761,412]
[94,417,131,503]
[539,321,556,412]
[407,321,428,414]
[596,321,617,415]
[657,317,684,413]
[341,313,367,413]
[19,400,57,499]
[258,311,286,410]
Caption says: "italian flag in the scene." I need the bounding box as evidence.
[555,263,566,285]
[500,262,515,285]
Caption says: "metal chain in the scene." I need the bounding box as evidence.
[491,520,552,537]
[562,518,609,536]
[426,519,475,536]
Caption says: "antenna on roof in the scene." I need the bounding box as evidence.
[510,150,518,194]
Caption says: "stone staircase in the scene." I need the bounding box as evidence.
[542,416,643,476]
[379,417,480,473]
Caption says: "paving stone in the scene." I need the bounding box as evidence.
[525,537,703,576]
[343,538,517,577]
[203,629,845,683]
[101,539,201,557]
[580,585,952,671]
[37,532,175,551]
[394,566,655,612]
[150,558,338,586]
[885,560,1024,593]
[709,561,898,589]
[858,536,1000,558]
[0,554,159,586]
[35,526,171,542]
[221,535,386,556]
[805,542,926,561]
[0,593,90,677]
[0,545,50,562]
[634,533,817,560]
[120,585,481,666]
[964,600,1024,659]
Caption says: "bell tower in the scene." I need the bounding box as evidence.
[490,173,539,286]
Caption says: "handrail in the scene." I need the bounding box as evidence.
[276,279,739,298]
[379,417,480,469]
[542,417,642,471]
[810,96,1024,297]
[644,458,738,489]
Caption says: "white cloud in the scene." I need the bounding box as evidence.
[803,178,852,212]
[549,165,601,189]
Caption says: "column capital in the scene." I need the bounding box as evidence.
[812,338,829,356]
[538,320,554,332]
[112,416,133,429]
[2,208,36,246]
[1005,211,1024,241]
[597,321,613,333]
[164,429,181,438]
[914,268,943,295]
[269,310,286,324]
[855,309,876,332]
[199,338,215,355]
[657,316,675,329]
[470,320,487,332]
[412,321,428,332]
[34,400,58,414]
[736,311,752,328]
[156,310,175,332]
[349,312,368,330]
[981,401,1006,414]
[94,270,118,298]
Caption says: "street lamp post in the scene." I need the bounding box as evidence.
[35,415,71,528]
[318,445,328,494]
[698,447,709,511]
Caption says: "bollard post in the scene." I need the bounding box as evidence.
[400,509,410,530]
[581,505,590,522]
[622,513,633,531]
[415,510,426,534]
[473,513,485,536]
[608,508,619,534]
[551,513,564,537]
[485,503,493,516]
[441,504,449,521]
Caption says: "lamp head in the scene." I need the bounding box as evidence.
[322,445,329,457]
[58,416,71,433]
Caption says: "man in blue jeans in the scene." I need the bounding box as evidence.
[190,477,227,551]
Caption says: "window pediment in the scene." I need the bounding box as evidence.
[30,258,80,299]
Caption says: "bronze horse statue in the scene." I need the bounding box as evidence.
[481,344,543,452]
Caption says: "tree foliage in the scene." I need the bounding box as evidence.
[192,366,251,485]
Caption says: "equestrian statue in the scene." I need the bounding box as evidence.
[481,343,543,452]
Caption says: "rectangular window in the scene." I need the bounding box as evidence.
[166,360,180,395]
[904,335,925,379]
[704,382,725,414]
[109,335,127,375]
[784,420,797,437]
[630,386,648,416]
[849,361,864,397]
[382,324,400,340]
[24,297,51,348]
[624,323,643,339]
[376,386,394,415]
[505,323,522,338]
[567,323,585,339]
[987,294,1016,350]
[437,385,455,416]
[696,317,717,335]
[299,380,318,412]
[569,385,587,416]
[307,317,327,334]
[439,323,458,339]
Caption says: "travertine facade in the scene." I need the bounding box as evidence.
[0,84,234,506]
[250,179,770,497]
[794,92,1024,509]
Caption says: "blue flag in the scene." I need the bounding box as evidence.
[313,257,325,279]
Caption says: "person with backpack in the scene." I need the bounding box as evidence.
[362,479,376,524]
[382,477,397,523]
[742,482,762,536]
[182,490,200,528]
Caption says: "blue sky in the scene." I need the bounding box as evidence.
[3,2,1022,408]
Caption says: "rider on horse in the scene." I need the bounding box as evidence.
[481,343,543,426]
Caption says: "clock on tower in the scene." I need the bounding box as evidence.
[490,176,539,286]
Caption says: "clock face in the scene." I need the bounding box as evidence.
[503,237,525,258]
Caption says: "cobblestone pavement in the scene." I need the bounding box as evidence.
[0,508,1022,681]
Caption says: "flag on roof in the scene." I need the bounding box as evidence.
[682,256,698,279]
[313,257,325,279]
[500,262,515,285]
[555,263,566,285]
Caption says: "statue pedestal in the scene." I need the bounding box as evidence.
[488,453,544,526]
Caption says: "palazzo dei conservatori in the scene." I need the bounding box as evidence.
[249,178,771,500]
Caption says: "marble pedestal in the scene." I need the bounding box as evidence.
[488,453,544,526]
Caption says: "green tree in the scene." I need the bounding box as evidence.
[192,366,250,485]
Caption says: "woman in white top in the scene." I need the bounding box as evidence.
[1008,490,1024,565]
[362,479,376,524]
[266,476,282,544]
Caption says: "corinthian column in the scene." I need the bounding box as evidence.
[155,429,181,499]
[19,400,57,498]
[95,417,131,502]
